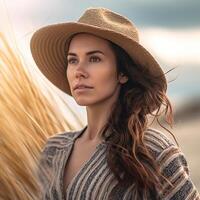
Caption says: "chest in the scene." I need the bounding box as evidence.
[63,141,100,193]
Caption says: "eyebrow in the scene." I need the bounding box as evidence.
[67,50,105,57]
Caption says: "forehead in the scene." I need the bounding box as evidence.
[68,33,112,53]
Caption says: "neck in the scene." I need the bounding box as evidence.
[83,90,119,142]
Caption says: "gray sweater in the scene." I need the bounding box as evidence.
[37,126,200,199]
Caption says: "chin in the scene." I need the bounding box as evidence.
[74,98,93,106]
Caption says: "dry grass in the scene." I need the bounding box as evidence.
[0,33,80,200]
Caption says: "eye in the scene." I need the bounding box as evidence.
[67,57,77,64]
[90,56,101,62]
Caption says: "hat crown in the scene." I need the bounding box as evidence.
[78,7,139,42]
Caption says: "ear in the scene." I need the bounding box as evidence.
[118,72,129,84]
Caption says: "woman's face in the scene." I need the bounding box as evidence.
[66,33,127,106]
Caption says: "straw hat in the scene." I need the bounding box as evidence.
[30,7,167,96]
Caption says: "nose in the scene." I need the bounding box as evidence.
[75,61,88,79]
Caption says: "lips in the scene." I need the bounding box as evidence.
[73,84,93,91]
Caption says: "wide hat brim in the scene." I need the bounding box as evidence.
[30,21,167,96]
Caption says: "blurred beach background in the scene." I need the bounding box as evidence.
[1,0,199,192]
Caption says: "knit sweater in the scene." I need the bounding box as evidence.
[37,126,200,200]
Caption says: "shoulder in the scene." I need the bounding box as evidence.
[40,128,83,157]
[144,128,200,199]
[36,129,82,179]
[43,130,76,149]
[143,127,176,158]
[36,130,77,191]
[143,127,187,172]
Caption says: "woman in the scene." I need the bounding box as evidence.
[30,7,199,200]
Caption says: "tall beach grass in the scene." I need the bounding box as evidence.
[0,33,80,200]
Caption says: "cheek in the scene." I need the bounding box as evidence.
[94,67,118,89]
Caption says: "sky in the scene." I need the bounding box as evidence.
[1,0,200,119]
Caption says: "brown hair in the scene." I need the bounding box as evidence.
[100,40,176,195]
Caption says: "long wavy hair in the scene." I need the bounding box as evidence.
[66,33,177,197]
[102,40,177,194]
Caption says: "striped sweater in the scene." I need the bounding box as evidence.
[37,126,200,199]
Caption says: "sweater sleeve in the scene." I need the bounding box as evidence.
[156,144,200,200]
